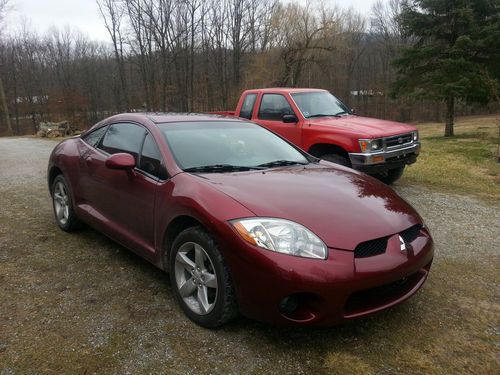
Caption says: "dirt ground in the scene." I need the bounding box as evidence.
[0,137,499,375]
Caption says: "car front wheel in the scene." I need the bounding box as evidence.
[170,227,238,328]
[51,174,81,231]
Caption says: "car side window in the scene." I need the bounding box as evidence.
[82,125,108,148]
[139,133,167,180]
[98,123,146,162]
[258,94,294,121]
[239,93,257,119]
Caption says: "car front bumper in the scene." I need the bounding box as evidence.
[349,142,420,174]
[218,223,434,326]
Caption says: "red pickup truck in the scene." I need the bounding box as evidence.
[214,88,420,184]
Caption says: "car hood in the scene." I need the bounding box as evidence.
[308,115,416,138]
[197,163,422,250]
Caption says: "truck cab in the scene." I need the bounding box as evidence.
[225,88,420,184]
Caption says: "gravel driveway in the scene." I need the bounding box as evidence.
[1,137,499,374]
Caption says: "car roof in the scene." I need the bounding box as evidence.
[104,112,243,125]
[147,112,241,124]
[243,88,327,94]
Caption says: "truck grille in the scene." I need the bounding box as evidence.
[385,133,413,148]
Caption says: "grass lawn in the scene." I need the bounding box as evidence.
[399,115,500,202]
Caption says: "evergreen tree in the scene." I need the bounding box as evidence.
[392,0,500,136]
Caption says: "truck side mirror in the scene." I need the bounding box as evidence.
[282,114,298,123]
[350,108,356,114]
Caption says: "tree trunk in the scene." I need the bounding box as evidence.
[445,96,455,137]
[0,76,13,136]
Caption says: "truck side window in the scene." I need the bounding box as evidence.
[239,93,257,119]
[258,94,294,121]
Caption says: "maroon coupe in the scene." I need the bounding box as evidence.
[48,113,434,327]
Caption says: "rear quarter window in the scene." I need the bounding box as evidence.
[239,93,257,119]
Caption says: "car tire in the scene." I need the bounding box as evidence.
[321,154,351,167]
[170,226,238,328]
[375,166,405,185]
[51,174,82,232]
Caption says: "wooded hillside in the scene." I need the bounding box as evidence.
[0,0,497,135]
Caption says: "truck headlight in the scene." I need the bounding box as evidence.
[412,131,419,141]
[231,218,327,259]
[359,138,383,153]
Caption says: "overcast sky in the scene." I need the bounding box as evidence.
[8,0,377,42]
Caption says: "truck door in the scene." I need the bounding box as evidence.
[255,93,302,146]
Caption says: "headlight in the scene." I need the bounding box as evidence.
[230,218,327,259]
[412,131,419,141]
[359,138,383,153]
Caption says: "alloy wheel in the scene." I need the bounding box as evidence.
[53,181,69,226]
[174,242,218,315]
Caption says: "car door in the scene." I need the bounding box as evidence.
[87,122,161,258]
[256,93,302,146]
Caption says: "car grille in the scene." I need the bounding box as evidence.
[400,224,422,243]
[344,270,425,317]
[354,224,422,259]
[385,133,413,148]
[354,237,388,258]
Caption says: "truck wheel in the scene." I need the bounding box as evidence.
[321,154,351,167]
[375,167,405,185]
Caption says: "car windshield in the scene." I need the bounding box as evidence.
[291,91,350,118]
[159,121,309,172]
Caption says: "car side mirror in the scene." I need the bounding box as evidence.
[105,153,136,170]
[282,114,298,123]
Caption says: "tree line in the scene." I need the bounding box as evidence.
[0,0,498,136]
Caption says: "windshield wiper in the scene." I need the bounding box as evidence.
[183,164,265,173]
[307,113,341,118]
[257,160,309,168]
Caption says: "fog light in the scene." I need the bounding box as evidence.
[278,295,299,315]
[372,155,384,163]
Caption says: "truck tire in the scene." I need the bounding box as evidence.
[375,166,405,185]
[321,154,351,167]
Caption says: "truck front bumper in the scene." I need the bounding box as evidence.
[349,142,420,174]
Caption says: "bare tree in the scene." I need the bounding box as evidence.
[271,2,337,86]
[97,0,130,111]
[0,0,494,136]
[0,0,12,135]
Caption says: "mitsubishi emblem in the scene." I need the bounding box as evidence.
[399,235,406,251]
